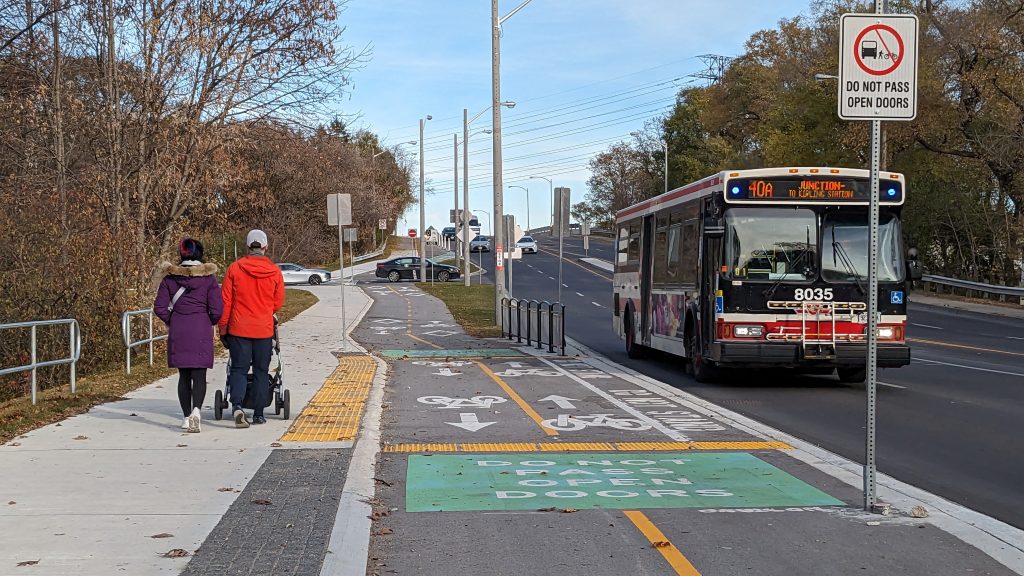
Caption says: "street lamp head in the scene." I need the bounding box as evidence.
[500,101,516,109]
[425,115,433,121]
[482,129,493,134]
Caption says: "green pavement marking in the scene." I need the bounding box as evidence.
[405,452,844,512]
[381,349,524,358]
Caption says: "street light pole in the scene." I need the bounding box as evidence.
[419,115,431,282]
[509,185,530,231]
[661,140,669,194]
[453,133,459,268]
[529,175,553,229]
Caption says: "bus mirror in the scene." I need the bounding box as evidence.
[703,215,724,237]
[908,259,923,281]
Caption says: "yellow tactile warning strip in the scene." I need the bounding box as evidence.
[381,440,792,453]
[280,355,376,442]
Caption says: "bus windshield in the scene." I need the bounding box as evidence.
[821,212,904,282]
[725,208,817,281]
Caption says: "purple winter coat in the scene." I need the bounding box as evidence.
[154,262,224,369]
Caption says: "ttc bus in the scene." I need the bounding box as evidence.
[612,167,922,383]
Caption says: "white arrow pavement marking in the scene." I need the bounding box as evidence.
[434,368,460,377]
[446,413,496,432]
[538,395,579,410]
[502,361,526,368]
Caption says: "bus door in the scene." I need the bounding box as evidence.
[700,200,724,352]
[640,214,655,344]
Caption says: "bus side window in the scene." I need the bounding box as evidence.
[627,224,641,262]
[680,221,698,284]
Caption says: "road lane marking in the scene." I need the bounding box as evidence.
[911,323,943,330]
[624,511,701,576]
[576,292,585,297]
[387,284,444,349]
[537,246,612,280]
[915,357,1024,377]
[381,440,792,452]
[909,337,1024,358]
[282,355,376,442]
[878,382,907,389]
[1008,336,1024,341]
[562,283,569,288]
[475,362,558,436]
[592,301,603,307]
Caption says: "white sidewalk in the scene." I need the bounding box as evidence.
[0,282,369,576]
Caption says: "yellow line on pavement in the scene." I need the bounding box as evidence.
[280,355,376,442]
[380,440,792,453]
[387,284,444,349]
[536,247,612,280]
[474,362,558,437]
[624,510,701,576]
[909,337,1024,357]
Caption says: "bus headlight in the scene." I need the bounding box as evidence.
[733,325,764,338]
[878,326,895,339]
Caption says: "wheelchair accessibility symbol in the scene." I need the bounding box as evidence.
[890,291,904,304]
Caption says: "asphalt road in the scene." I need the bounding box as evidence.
[505,232,1024,530]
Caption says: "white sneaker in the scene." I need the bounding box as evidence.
[180,417,189,430]
[187,408,201,433]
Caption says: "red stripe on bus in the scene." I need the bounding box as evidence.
[615,177,721,220]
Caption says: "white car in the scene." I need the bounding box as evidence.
[278,263,331,285]
[469,236,491,252]
[516,236,538,254]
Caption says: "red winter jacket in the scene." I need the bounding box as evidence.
[219,256,285,339]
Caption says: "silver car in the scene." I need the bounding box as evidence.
[516,236,538,254]
[470,236,491,252]
[278,263,331,285]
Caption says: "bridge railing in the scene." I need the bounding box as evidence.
[920,274,1024,305]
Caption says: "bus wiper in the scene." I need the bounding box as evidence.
[831,227,866,295]
[764,226,812,299]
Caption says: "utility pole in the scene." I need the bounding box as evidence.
[463,109,471,287]
[453,133,460,269]
[419,116,430,282]
[491,0,505,318]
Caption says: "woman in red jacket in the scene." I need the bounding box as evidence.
[218,229,285,427]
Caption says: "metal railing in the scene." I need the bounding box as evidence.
[0,319,81,404]
[352,240,388,264]
[121,309,167,374]
[501,298,566,355]
[921,274,1024,304]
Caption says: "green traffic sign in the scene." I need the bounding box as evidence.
[406,452,844,512]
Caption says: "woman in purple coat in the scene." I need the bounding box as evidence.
[154,239,224,433]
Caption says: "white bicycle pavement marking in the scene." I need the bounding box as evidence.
[541,413,653,432]
[417,395,507,409]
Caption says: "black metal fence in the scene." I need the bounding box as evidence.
[500,298,566,355]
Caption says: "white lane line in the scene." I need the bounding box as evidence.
[1008,336,1024,341]
[549,276,556,280]
[527,264,534,268]
[591,301,603,307]
[878,382,907,389]
[562,283,569,288]
[536,270,544,274]
[915,357,1024,378]
[911,323,943,330]
[576,292,585,297]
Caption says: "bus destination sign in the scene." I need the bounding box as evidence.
[724,176,903,204]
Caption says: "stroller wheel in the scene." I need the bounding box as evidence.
[282,389,290,420]
[274,391,282,415]
[214,390,224,420]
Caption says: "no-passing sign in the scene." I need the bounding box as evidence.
[839,14,918,121]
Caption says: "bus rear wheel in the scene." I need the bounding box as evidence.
[624,310,645,359]
[837,366,866,383]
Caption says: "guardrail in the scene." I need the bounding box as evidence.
[920,274,1024,304]
[501,298,566,355]
[352,240,388,264]
[121,309,167,374]
[0,319,81,404]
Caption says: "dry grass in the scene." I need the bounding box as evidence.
[416,283,503,338]
[0,288,318,444]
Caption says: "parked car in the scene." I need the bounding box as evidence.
[278,263,331,285]
[442,226,457,240]
[374,257,461,282]
[469,236,491,252]
[516,236,538,254]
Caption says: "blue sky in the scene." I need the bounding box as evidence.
[336,0,813,235]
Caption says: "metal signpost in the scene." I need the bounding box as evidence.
[554,187,570,305]
[344,228,357,283]
[837,7,917,511]
[327,193,352,351]
[582,220,591,257]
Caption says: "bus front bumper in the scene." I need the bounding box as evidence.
[710,342,910,368]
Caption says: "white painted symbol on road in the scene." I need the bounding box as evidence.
[421,321,455,328]
[538,395,579,410]
[446,413,497,432]
[417,395,507,409]
[541,413,652,432]
[372,319,403,324]
[422,329,457,337]
[412,360,474,367]
[434,367,461,377]
[502,361,526,368]
[495,367,561,378]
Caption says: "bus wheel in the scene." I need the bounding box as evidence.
[837,366,866,383]
[624,310,645,359]
[688,331,717,383]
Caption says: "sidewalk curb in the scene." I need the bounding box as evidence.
[320,285,387,576]
[563,336,1024,574]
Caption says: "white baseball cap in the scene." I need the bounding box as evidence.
[246,229,268,249]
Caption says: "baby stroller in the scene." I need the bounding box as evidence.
[213,322,291,420]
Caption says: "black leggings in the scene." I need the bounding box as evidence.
[177,368,208,417]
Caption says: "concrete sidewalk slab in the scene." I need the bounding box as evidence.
[0,282,368,575]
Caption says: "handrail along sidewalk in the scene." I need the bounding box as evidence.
[0,318,81,404]
[121,309,166,374]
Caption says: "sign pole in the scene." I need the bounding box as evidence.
[865,117,880,511]
[338,221,347,353]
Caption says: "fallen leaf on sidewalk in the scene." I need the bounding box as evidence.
[7,501,15,505]
[16,560,39,566]
[149,533,174,539]
[160,549,190,558]
[176,444,187,448]
[269,442,282,447]
[217,487,234,492]
[652,541,671,548]
[130,413,138,417]
[910,505,929,518]
[537,507,556,512]
[72,436,88,440]
[372,527,394,536]
[8,442,21,447]
[372,477,392,487]
[560,508,578,513]
[251,499,272,506]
